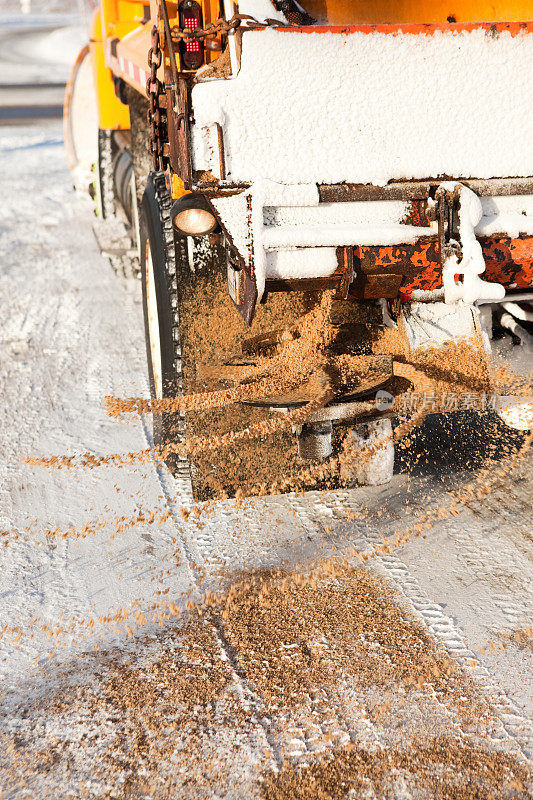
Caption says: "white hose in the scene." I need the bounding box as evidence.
[502,302,533,324]
[499,313,533,352]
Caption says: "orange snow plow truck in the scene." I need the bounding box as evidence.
[65,0,533,497]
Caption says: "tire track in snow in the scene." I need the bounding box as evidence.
[146,454,284,772]
[0,126,192,679]
[304,489,533,761]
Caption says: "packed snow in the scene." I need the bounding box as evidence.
[265,247,338,278]
[192,26,533,186]
[478,195,533,238]
[441,183,506,304]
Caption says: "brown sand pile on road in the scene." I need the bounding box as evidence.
[2,565,530,799]
[218,564,471,711]
[211,565,496,750]
[0,615,258,799]
[262,737,531,800]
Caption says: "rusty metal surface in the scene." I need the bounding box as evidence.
[349,272,403,300]
[277,21,533,36]
[160,0,180,88]
[436,183,462,279]
[353,235,533,297]
[226,252,258,325]
[265,276,340,293]
[318,177,533,203]
[319,182,433,202]
[197,184,248,196]
[146,25,166,171]
[215,123,226,181]
[402,200,431,227]
[166,76,193,188]
[334,246,354,299]
[171,11,284,48]
[194,178,533,201]
[354,242,440,283]
[481,236,533,290]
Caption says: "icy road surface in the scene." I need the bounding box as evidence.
[0,122,532,798]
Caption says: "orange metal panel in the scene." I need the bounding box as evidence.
[278,21,533,34]
[290,2,533,25]
[354,235,533,297]
[101,0,146,37]
[112,24,152,97]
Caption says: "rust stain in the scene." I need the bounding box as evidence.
[401,200,431,228]
[481,235,533,289]
[275,21,533,37]
[352,235,533,297]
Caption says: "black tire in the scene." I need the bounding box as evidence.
[94,127,140,281]
[127,89,152,208]
[96,129,116,219]
[140,172,184,468]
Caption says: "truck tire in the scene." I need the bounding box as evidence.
[139,172,304,498]
[127,89,152,208]
[140,172,184,470]
[96,129,116,220]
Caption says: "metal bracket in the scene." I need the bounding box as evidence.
[436,184,462,267]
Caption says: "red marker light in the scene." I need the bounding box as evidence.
[179,0,204,69]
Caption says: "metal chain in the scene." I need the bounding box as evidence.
[146,24,166,171]
[170,13,286,43]
[146,11,285,170]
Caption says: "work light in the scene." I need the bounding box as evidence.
[171,194,218,236]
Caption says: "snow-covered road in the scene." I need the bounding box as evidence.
[0,122,531,798]
[0,122,191,676]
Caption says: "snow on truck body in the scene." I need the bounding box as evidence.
[192,25,533,186]
[188,21,533,318]
[91,6,533,321]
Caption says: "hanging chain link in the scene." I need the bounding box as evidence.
[170,12,283,43]
[146,24,166,171]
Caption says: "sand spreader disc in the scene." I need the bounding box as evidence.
[198,353,395,408]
